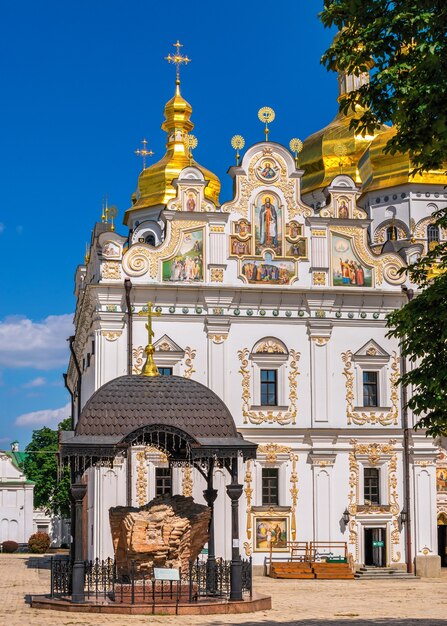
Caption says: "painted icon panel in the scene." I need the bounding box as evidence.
[254,193,282,256]
[230,237,251,256]
[241,253,296,285]
[437,468,447,493]
[254,516,289,552]
[162,229,203,282]
[286,238,307,258]
[332,234,373,287]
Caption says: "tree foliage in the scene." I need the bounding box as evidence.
[387,210,447,438]
[23,418,71,517]
[320,0,447,174]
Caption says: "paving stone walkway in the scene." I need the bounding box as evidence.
[1,554,446,625]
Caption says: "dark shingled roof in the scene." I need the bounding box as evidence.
[75,375,239,439]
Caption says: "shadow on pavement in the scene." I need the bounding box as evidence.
[209,621,447,625]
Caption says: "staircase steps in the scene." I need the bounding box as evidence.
[355,566,419,580]
[313,562,354,580]
[270,562,315,579]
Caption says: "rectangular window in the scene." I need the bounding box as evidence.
[363,371,379,407]
[158,367,173,376]
[262,468,279,506]
[155,467,172,497]
[261,369,278,406]
[364,468,380,504]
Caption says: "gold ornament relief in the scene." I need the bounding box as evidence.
[258,443,291,464]
[208,333,227,344]
[244,459,253,541]
[102,261,121,280]
[238,348,300,425]
[290,453,299,540]
[182,466,193,497]
[313,272,326,286]
[136,450,148,507]
[341,350,399,426]
[210,268,224,283]
[255,340,287,354]
[183,346,196,379]
[101,331,122,341]
[132,346,145,374]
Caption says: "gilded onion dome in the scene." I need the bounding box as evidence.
[359,125,447,191]
[300,65,387,196]
[124,80,220,224]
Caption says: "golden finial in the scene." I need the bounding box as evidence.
[84,243,90,265]
[101,199,106,223]
[138,302,162,377]
[289,138,303,168]
[231,135,245,166]
[108,206,118,232]
[334,143,348,174]
[258,106,275,141]
[185,134,198,165]
[165,40,191,85]
[135,138,154,170]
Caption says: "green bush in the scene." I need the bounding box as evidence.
[28,532,51,554]
[2,540,19,553]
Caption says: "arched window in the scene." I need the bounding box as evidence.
[427,224,440,246]
[386,226,398,241]
[145,233,156,246]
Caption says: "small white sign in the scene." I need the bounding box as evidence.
[232,539,239,548]
[153,568,180,581]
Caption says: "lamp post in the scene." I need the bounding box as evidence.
[342,508,350,526]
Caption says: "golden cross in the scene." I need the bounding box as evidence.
[137,303,162,377]
[165,40,191,82]
[138,302,161,346]
[135,138,154,170]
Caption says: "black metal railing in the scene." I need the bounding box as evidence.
[50,556,252,605]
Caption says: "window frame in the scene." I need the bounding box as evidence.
[363,467,380,505]
[260,369,278,407]
[362,371,379,407]
[261,467,280,506]
[155,467,172,498]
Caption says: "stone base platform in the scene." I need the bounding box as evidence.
[30,592,271,615]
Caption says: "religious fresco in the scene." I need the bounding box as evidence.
[184,190,197,212]
[240,253,296,285]
[256,157,280,183]
[233,219,251,237]
[254,516,288,552]
[286,238,307,258]
[230,237,251,256]
[286,221,303,240]
[162,229,203,282]
[254,193,283,256]
[337,197,350,219]
[332,234,373,287]
[437,468,447,493]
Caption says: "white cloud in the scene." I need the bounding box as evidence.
[23,376,46,388]
[15,402,71,427]
[0,223,4,234]
[0,314,73,370]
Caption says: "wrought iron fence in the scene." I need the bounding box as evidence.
[49,556,252,604]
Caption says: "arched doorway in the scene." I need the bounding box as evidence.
[438,513,447,567]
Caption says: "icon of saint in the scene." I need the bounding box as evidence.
[259,161,276,179]
[338,200,349,219]
[259,196,278,247]
[186,193,196,212]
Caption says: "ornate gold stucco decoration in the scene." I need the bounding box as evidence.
[182,466,193,497]
[238,348,300,425]
[290,453,299,540]
[183,346,196,379]
[330,226,406,286]
[210,268,224,283]
[258,443,292,463]
[132,346,145,374]
[373,221,408,244]
[102,261,121,280]
[341,350,399,426]
[208,334,227,344]
[243,541,253,557]
[354,441,397,465]
[255,340,287,354]
[136,446,169,507]
[244,459,253,540]
[313,272,326,286]
[388,448,401,563]
[101,331,122,341]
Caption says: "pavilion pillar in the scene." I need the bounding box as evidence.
[203,460,218,594]
[226,457,243,601]
[71,482,87,603]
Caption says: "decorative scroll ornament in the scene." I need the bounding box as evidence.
[136,450,148,507]
[313,272,326,286]
[183,346,196,379]
[238,348,300,425]
[388,448,401,562]
[290,453,299,540]
[330,226,405,285]
[210,268,224,283]
[123,220,206,278]
[373,221,408,244]
[101,331,122,341]
[182,466,193,497]
[354,441,397,465]
[243,541,253,557]
[208,334,227,344]
[255,340,287,354]
[102,261,121,280]
[244,459,253,540]
[341,350,399,426]
[132,346,145,375]
[258,443,291,464]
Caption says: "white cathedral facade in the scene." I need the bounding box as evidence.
[66,65,447,576]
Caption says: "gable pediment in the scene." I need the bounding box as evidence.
[353,339,390,361]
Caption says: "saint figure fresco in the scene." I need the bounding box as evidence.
[255,194,282,255]
[162,230,203,282]
[186,192,196,212]
[332,235,373,287]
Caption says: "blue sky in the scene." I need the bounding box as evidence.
[0,1,336,448]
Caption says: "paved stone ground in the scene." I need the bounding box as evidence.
[1,554,447,625]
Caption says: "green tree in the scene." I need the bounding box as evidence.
[23,418,71,517]
[320,0,447,174]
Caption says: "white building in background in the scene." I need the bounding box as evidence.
[66,57,446,576]
[0,442,34,544]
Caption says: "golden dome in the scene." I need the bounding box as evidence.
[359,126,447,192]
[124,80,220,224]
[300,106,386,195]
